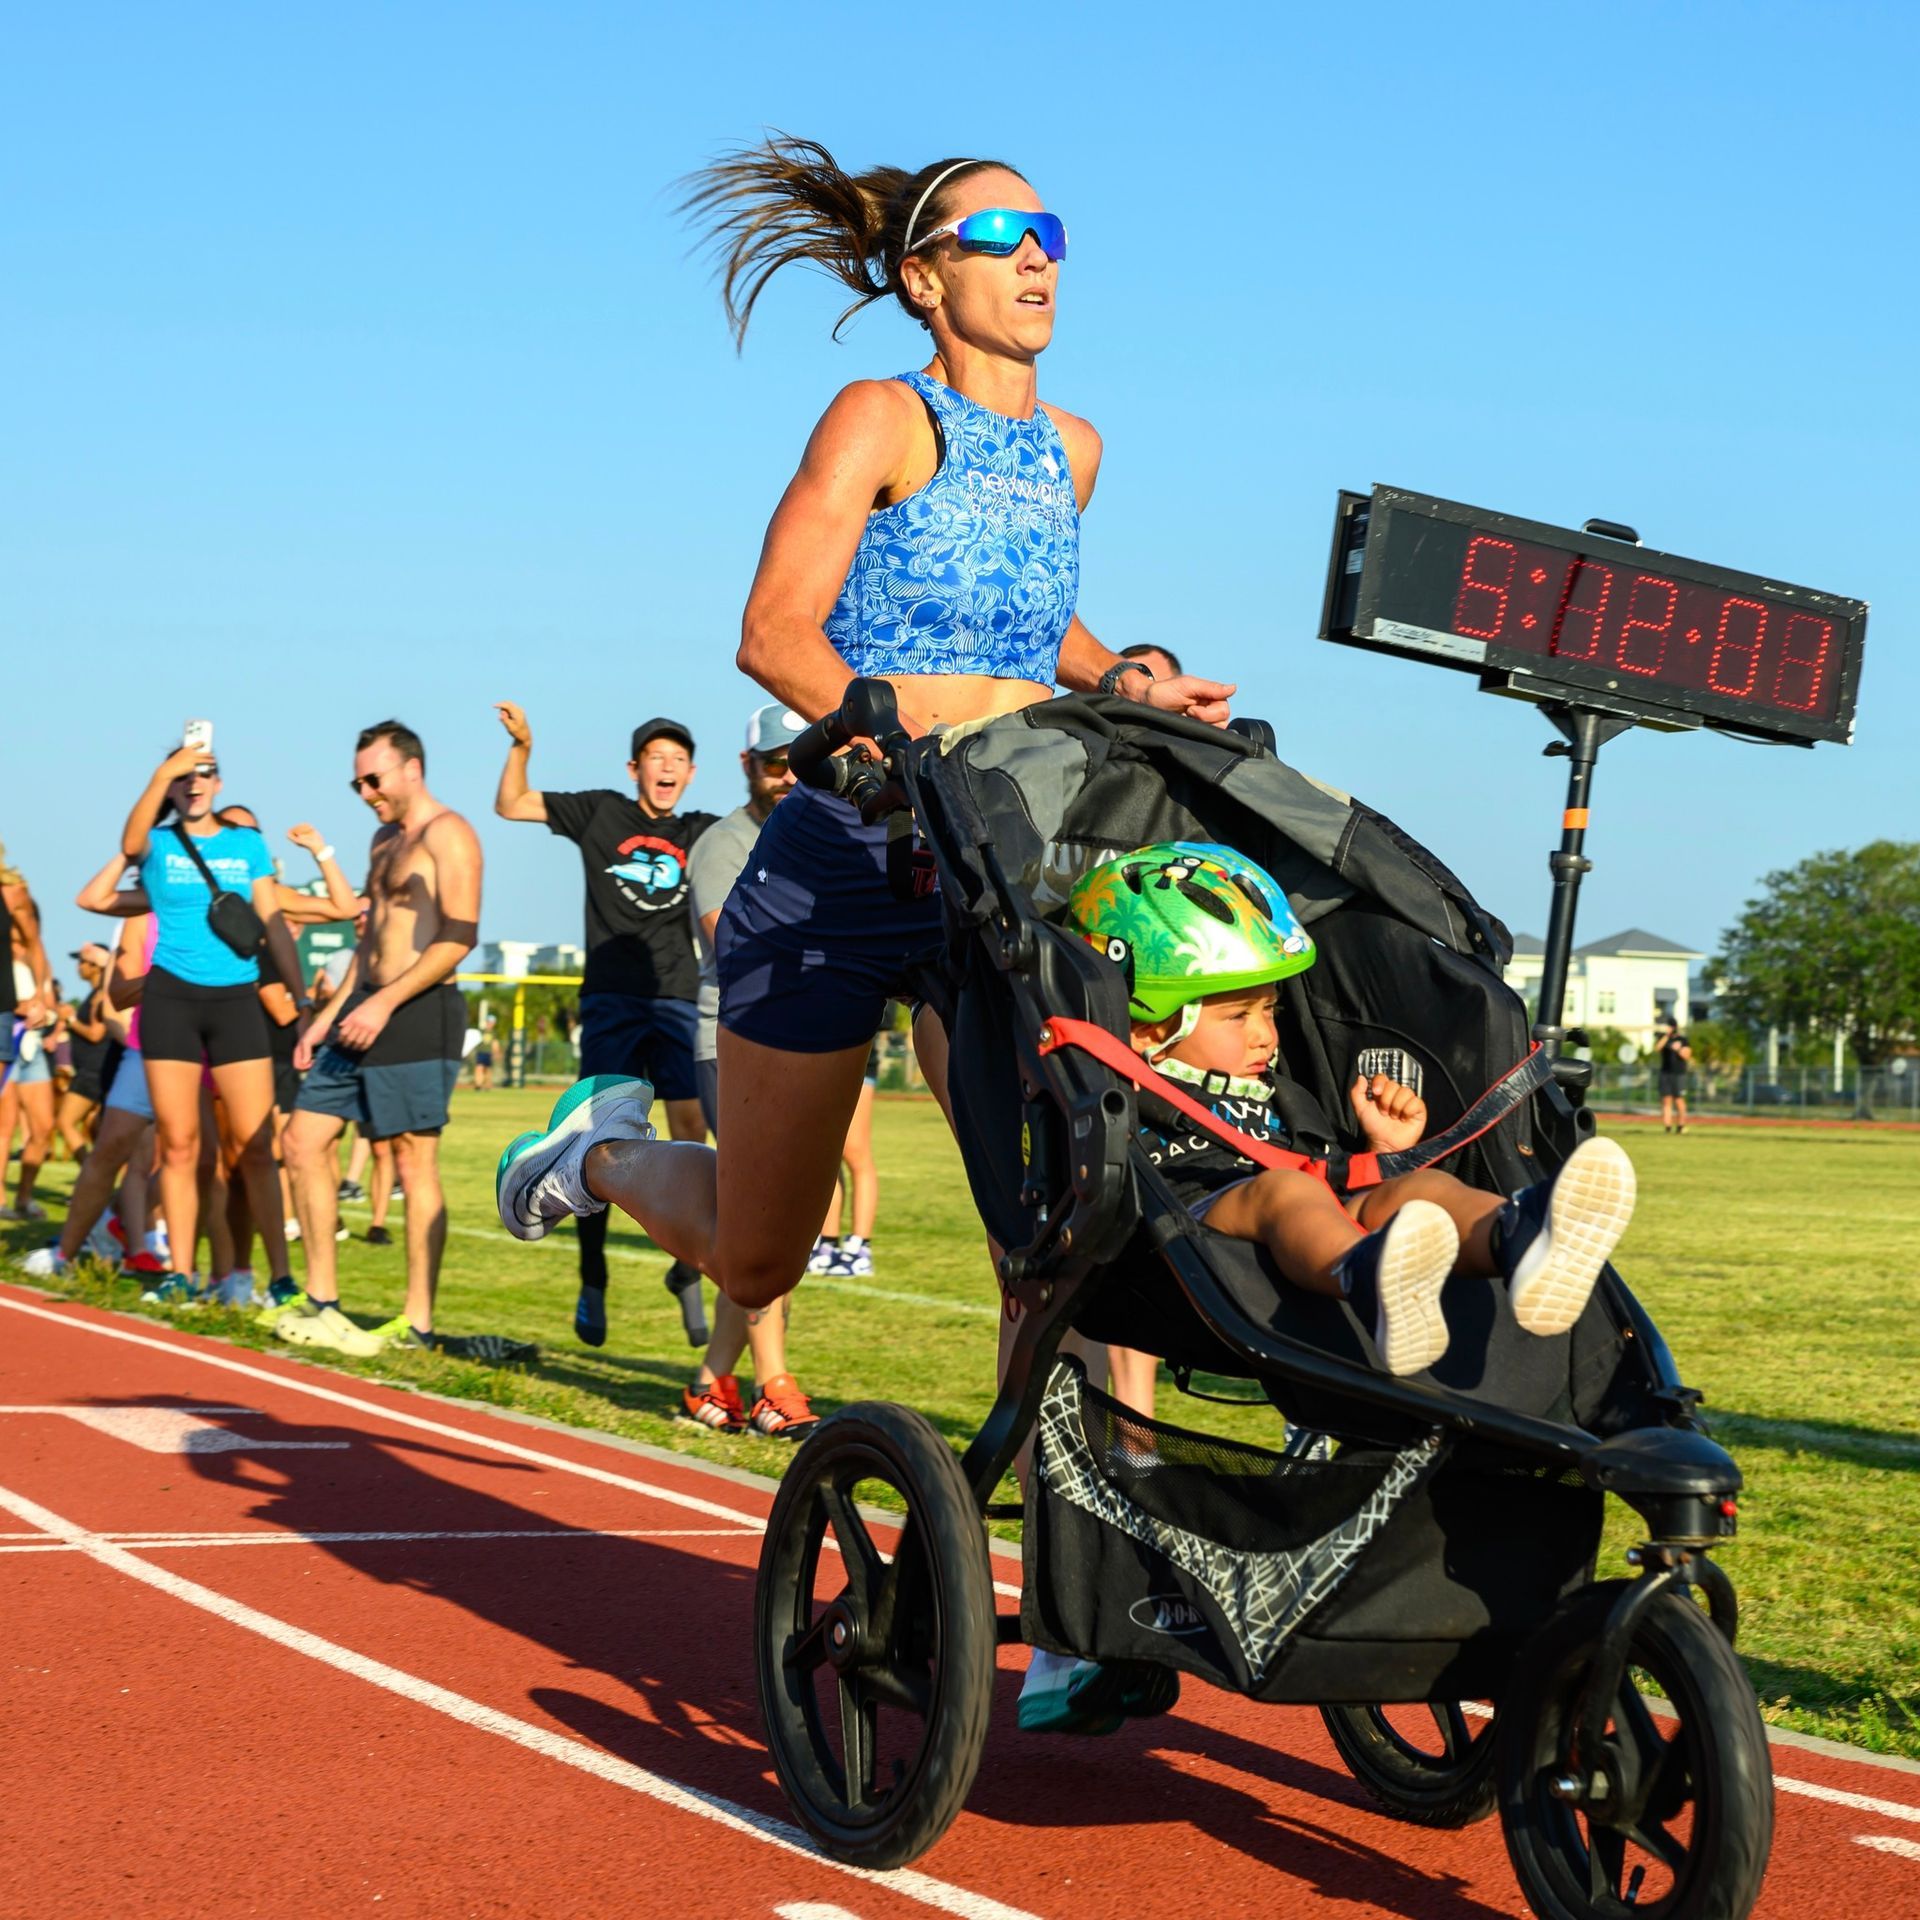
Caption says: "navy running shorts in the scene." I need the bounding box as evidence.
[579,992,698,1103]
[296,984,463,1139]
[716,782,943,1056]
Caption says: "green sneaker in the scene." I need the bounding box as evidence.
[366,1314,432,1351]
[495,1075,656,1242]
[252,1277,305,1328]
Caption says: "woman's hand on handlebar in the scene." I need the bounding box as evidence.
[1141,673,1236,727]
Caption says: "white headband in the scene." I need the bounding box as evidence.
[903,160,981,257]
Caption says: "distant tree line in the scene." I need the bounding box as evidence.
[1708,841,1920,1068]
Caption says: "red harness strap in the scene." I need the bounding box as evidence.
[1036,1016,1549,1193]
[1035,1015,1374,1188]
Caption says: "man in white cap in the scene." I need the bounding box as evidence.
[677,701,820,1438]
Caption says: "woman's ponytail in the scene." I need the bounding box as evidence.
[681,135,1016,346]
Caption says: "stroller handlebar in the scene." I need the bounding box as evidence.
[790,677,916,816]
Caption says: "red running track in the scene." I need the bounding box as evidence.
[4,1280,1918,1919]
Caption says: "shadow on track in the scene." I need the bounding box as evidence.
[135,1394,1509,1915]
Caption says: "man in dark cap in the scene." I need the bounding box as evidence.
[493,702,716,1345]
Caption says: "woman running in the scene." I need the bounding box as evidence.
[118,744,308,1299]
[499,138,1232,1316]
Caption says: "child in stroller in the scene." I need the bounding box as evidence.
[1063,841,1639,1379]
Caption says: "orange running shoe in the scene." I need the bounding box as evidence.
[748,1374,818,1439]
[681,1372,747,1432]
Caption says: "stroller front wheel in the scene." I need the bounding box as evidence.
[1496,1580,1773,1919]
[754,1402,996,1868]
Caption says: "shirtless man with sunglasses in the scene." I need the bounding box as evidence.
[276,719,481,1355]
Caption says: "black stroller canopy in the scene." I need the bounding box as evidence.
[914,697,1546,1203]
[918,698,1514,970]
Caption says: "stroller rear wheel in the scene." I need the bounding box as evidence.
[1497,1580,1773,1919]
[754,1402,996,1868]
[1320,1701,1498,1827]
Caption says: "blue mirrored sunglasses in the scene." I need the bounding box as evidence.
[908,208,1067,261]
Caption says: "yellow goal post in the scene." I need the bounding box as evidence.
[454,972,584,1087]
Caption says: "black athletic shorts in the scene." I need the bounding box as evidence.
[295,984,464,1138]
[140,966,271,1067]
[1658,1071,1688,1097]
[68,1070,105,1105]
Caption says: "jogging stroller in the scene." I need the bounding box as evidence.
[753,682,1773,1920]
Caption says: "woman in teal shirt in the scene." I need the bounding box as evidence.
[121,744,308,1298]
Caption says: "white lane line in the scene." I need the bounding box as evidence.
[1718,1416,1920,1463]
[0,1474,1039,1920]
[335,1207,1000,1319]
[0,1404,348,1453]
[0,1295,1025,1600]
[1778,1777,1920,1823]
[1856,1834,1920,1861]
[1446,1702,1920,1821]
[0,1295,784,1525]
[0,1526,762,1554]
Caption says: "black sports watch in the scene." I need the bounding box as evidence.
[1096,659,1154,699]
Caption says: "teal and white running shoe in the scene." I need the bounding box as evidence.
[140,1272,204,1308]
[496,1076,656,1243]
[1016,1651,1181,1735]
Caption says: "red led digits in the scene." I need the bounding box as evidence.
[1708,597,1767,699]
[1426,516,1850,732]
[1549,559,1611,662]
[1617,574,1678,677]
[1773,613,1833,714]
[1454,535,1517,639]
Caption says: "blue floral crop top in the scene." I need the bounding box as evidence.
[824,371,1081,685]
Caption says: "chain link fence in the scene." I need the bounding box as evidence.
[1585,1060,1920,1120]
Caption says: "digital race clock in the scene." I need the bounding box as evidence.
[1319,486,1867,746]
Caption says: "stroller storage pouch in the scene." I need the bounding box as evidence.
[1024,1357,1606,1703]
[1023,1358,1439,1699]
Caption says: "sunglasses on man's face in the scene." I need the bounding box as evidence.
[909,207,1067,261]
[349,767,399,796]
[755,754,792,776]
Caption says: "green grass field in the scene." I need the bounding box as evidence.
[9,1091,1919,1760]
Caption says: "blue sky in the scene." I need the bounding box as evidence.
[5,2,1914,986]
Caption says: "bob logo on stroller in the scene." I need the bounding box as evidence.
[1127,1594,1210,1637]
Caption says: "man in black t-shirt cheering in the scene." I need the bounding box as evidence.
[494,703,716,1345]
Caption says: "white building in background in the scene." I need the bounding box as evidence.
[1502,928,1704,1046]
[470,941,586,980]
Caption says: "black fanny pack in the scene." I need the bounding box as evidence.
[173,823,267,961]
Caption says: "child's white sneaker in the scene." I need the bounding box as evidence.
[1498,1136,1637,1336]
[1336,1199,1458,1377]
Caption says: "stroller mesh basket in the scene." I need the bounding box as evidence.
[1025,1358,1605,1703]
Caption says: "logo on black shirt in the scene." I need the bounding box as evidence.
[606,834,689,913]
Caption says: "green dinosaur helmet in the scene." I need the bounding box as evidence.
[1064,841,1316,1023]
